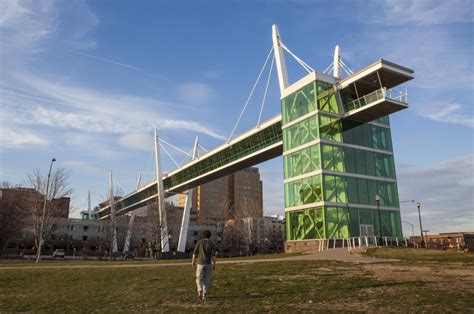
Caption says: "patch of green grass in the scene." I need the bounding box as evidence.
[1,259,473,312]
[365,248,474,264]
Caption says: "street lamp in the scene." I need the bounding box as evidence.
[417,202,425,248]
[36,158,56,263]
[375,194,383,246]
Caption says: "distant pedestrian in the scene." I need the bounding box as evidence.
[192,230,216,301]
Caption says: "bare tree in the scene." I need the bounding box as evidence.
[0,182,28,254]
[234,197,263,256]
[24,168,73,260]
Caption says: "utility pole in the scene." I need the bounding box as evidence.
[36,158,56,263]
[417,202,425,248]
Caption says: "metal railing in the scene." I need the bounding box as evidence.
[315,236,418,253]
[343,87,408,112]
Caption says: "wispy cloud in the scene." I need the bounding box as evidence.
[366,0,473,26]
[118,132,153,151]
[71,50,144,72]
[63,160,110,173]
[178,82,215,105]
[0,127,50,149]
[417,103,474,128]
[1,71,226,144]
[398,154,474,234]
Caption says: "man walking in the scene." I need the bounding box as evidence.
[192,230,216,301]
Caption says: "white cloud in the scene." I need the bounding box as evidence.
[0,71,226,146]
[178,82,215,105]
[0,127,49,148]
[366,0,473,26]
[417,103,474,128]
[63,160,109,173]
[0,0,56,52]
[118,132,153,151]
[398,155,474,234]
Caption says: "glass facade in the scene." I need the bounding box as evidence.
[282,79,402,240]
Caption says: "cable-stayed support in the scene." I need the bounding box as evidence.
[257,54,275,127]
[279,42,314,73]
[227,46,274,142]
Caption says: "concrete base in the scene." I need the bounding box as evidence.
[285,239,325,253]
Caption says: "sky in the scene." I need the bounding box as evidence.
[0,0,472,236]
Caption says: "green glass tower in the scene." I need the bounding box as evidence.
[282,75,404,243]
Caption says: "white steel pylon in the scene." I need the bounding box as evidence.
[109,171,118,253]
[154,129,170,252]
[177,136,200,252]
[87,190,91,219]
[123,173,141,254]
[272,24,289,96]
[333,45,341,78]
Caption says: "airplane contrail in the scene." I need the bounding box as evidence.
[71,50,145,72]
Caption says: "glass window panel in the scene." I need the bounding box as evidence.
[344,147,356,173]
[313,207,325,238]
[324,175,337,203]
[310,145,320,171]
[337,207,350,238]
[357,178,369,205]
[352,125,363,146]
[362,124,372,147]
[365,151,376,176]
[325,206,338,238]
[309,115,319,140]
[359,208,372,225]
[292,151,302,177]
[333,145,345,172]
[301,147,312,174]
[299,119,310,146]
[347,177,359,204]
[349,207,360,237]
[336,176,347,204]
[367,180,378,206]
[322,144,334,171]
[311,175,323,202]
[355,149,366,174]
[294,181,303,206]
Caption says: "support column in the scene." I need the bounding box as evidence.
[177,136,199,252]
[154,129,170,252]
[109,171,118,253]
[272,24,289,96]
[123,173,141,254]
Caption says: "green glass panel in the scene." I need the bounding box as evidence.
[357,178,369,205]
[309,115,318,140]
[310,145,320,171]
[355,149,366,174]
[314,207,325,238]
[336,176,347,204]
[294,180,303,206]
[292,150,302,177]
[338,207,350,238]
[359,208,372,225]
[323,175,337,203]
[317,81,339,113]
[367,180,378,206]
[334,145,345,172]
[344,147,356,173]
[349,207,360,237]
[325,206,338,238]
[322,144,334,171]
[311,175,323,202]
[347,177,359,204]
[301,147,312,174]
[365,151,376,176]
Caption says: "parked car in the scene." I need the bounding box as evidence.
[53,249,65,259]
[122,251,134,260]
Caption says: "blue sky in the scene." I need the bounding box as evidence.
[0,0,472,235]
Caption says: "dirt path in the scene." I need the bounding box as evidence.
[0,249,394,270]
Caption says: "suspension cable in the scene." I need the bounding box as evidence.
[198,143,209,153]
[158,138,193,158]
[279,42,314,73]
[227,46,274,142]
[159,142,180,168]
[257,54,275,127]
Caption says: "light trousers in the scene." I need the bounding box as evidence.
[196,263,213,296]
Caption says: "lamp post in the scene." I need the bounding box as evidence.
[417,202,425,248]
[36,158,56,263]
[375,195,383,246]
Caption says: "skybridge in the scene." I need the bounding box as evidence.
[98,24,413,254]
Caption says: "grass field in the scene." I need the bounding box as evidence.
[0,248,473,312]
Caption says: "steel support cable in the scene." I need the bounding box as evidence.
[227,46,274,142]
[279,41,314,73]
[257,54,275,127]
[158,138,193,158]
[198,143,209,153]
[159,142,180,168]
[323,62,334,74]
[339,59,354,75]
